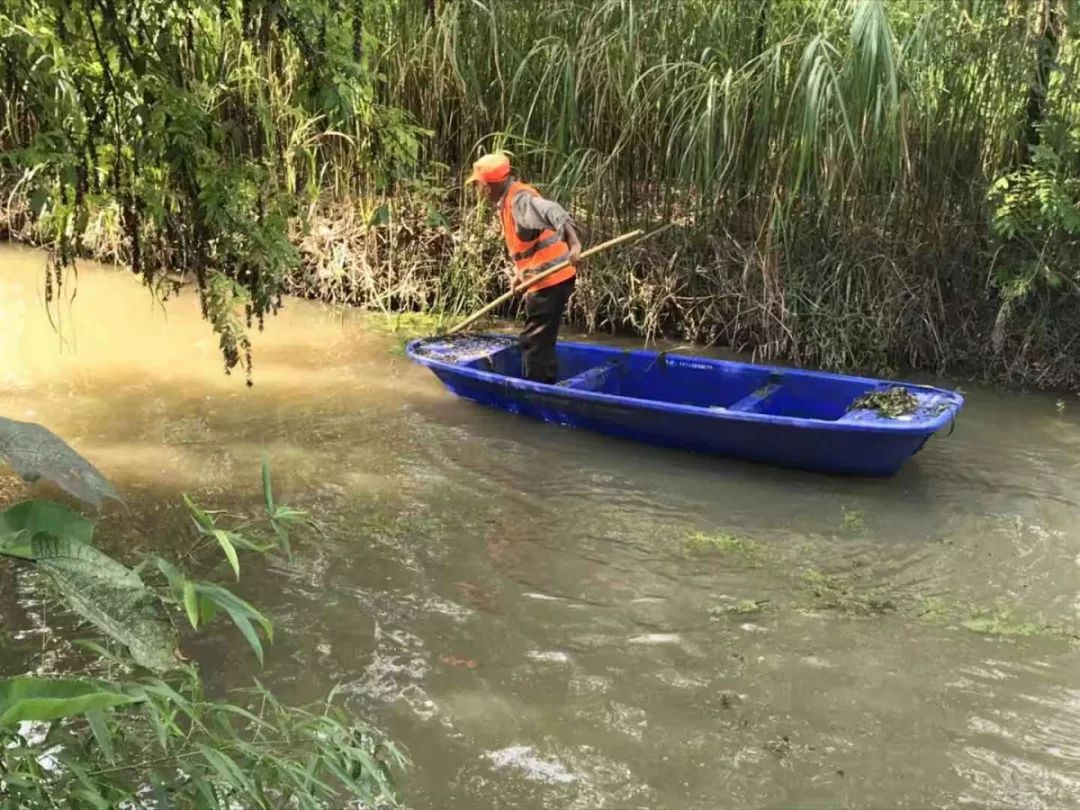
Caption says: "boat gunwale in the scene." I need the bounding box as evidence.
[405,335,964,436]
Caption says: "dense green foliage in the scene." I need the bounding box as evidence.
[1,0,425,379]
[0,419,404,807]
[2,0,1079,385]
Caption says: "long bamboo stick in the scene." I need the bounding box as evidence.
[446,229,644,335]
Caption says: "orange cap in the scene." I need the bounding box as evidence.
[467,152,511,185]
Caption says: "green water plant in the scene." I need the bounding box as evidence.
[685,531,763,558]
[0,416,405,807]
[800,568,897,616]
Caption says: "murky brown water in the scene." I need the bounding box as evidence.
[3,245,1080,808]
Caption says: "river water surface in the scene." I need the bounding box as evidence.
[2,245,1080,808]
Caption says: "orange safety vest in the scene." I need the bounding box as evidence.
[499,181,576,294]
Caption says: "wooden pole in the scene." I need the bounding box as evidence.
[446,229,644,335]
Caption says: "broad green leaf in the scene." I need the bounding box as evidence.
[212,529,240,579]
[0,529,33,560]
[0,677,138,727]
[0,500,94,559]
[0,418,118,507]
[183,580,200,629]
[33,536,178,673]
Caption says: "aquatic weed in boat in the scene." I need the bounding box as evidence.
[849,387,919,418]
[412,334,516,364]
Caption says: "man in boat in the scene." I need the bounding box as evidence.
[468,152,582,384]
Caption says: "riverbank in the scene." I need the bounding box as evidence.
[4,188,1079,392]
[4,1,1077,390]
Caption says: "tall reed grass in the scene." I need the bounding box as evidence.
[358,0,1079,385]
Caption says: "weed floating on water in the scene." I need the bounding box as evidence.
[841,507,865,531]
[800,569,897,615]
[710,599,769,619]
[685,532,762,557]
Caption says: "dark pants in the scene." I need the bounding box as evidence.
[520,277,574,383]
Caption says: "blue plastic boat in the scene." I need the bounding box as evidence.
[406,334,964,476]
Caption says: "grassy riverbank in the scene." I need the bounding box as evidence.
[2,0,1078,387]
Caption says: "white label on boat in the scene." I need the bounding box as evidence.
[670,360,712,371]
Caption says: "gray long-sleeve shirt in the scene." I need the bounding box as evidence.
[511,190,571,235]
[500,183,573,240]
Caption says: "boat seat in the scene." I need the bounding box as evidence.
[557,361,619,392]
[727,382,784,413]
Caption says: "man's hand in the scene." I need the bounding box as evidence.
[565,223,582,264]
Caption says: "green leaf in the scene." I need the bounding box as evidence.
[182,493,215,533]
[0,529,33,560]
[261,453,275,515]
[0,418,119,507]
[368,203,390,227]
[0,677,138,727]
[28,187,49,217]
[190,775,221,808]
[271,520,292,557]
[194,583,272,664]
[0,501,94,560]
[199,744,255,794]
[212,529,240,579]
[198,596,218,625]
[226,532,276,553]
[85,709,115,761]
[154,557,186,597]
[270,505,308,557]
[33,536,178,672]
[183,580,199,629]
[425,205,450,229]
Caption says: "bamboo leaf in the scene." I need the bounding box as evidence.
[183,580,200,629]
[182,493,216,533]
[212,529,240,579]
[194,582,272,664]
[0,677,138,727]
[85,709,115,762]
[261,452,275,515]
[199,596,219,624]
[154,557,186,597]
[198,744,255,794]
